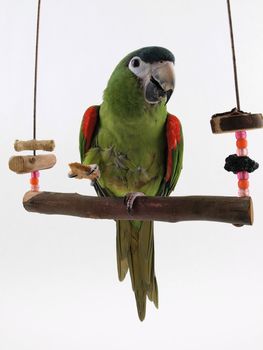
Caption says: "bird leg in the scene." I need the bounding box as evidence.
[68,162,100,182]
[124,192,145,214]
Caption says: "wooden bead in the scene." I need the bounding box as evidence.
[236,139,248,149]
[238,179,249,190]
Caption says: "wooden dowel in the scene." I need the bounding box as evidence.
[14,139,55,152]
[23,191,253,226]
[9,154,56,174]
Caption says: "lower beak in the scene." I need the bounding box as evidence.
[165,89,173,104]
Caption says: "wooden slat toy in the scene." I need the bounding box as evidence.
[14,139,55,152]
[210,109,263,134]
[9,154,56,174]
[9,137,56,191]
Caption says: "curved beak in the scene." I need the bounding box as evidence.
[144,61,175,104]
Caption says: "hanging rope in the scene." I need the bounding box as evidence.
[226,0,240,110]
[33,0,41,155]
[31,0,42,191]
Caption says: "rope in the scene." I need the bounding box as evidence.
[33,0,41,156]
[226,0,240,110]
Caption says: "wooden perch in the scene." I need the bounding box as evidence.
[9,154,56,174]
[23,191,253,226]
[14,139,55,152]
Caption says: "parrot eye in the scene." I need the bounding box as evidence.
[128,57,142,71]
[132,58,140,68]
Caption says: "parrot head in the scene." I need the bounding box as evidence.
[103,46,175,114]
[127,46,175,105]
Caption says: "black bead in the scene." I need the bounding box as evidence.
[224,154,259,174]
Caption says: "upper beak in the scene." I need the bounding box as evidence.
[144,61,175,104]
[151,61,175,93]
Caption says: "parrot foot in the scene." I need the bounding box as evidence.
[68,162,100,181]
[124,192,145,214]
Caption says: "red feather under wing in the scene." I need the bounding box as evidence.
[165,114,181,182]
[81,106,99,154]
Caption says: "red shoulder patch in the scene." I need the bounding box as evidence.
[165,114,181,182]
[82,106,98,152]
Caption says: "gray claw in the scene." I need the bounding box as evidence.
[68,172,77,178]
[124,192,145,214]
[86,164,98,176]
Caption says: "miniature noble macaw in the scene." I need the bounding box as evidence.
[70,46,183,321]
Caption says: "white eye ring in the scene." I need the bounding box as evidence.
[128,56,150,79]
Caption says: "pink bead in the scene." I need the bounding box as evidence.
[31,185,40,192]
[236,148,248,156]
[235,130,247,139]
[238,188,250,197]
[31,171,40,178]
[237,171,249,180]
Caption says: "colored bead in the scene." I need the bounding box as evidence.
[236,138,247,149]
[235,130,247,139]
[238,188,250,197]
[31,185,39,192]
[235,130,250,196]
[238,179,249,190]
[236,148,248,156]
[30,172,40,191]
[237,171,249,180]
[31,171,40,178]
[30,177,39,186]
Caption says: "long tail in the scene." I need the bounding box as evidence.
[116,220,158,321]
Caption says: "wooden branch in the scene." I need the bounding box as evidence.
[210,109,263,134]
[23,191,253,226]
[9,154,56,174]
[14,139,55,152]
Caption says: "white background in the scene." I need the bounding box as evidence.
[1,0,263,349]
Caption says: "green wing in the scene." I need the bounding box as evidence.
[79,105,108,197]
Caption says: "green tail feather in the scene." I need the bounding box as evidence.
[116,220,158,321]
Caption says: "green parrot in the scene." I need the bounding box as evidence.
[77,46,183,321]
